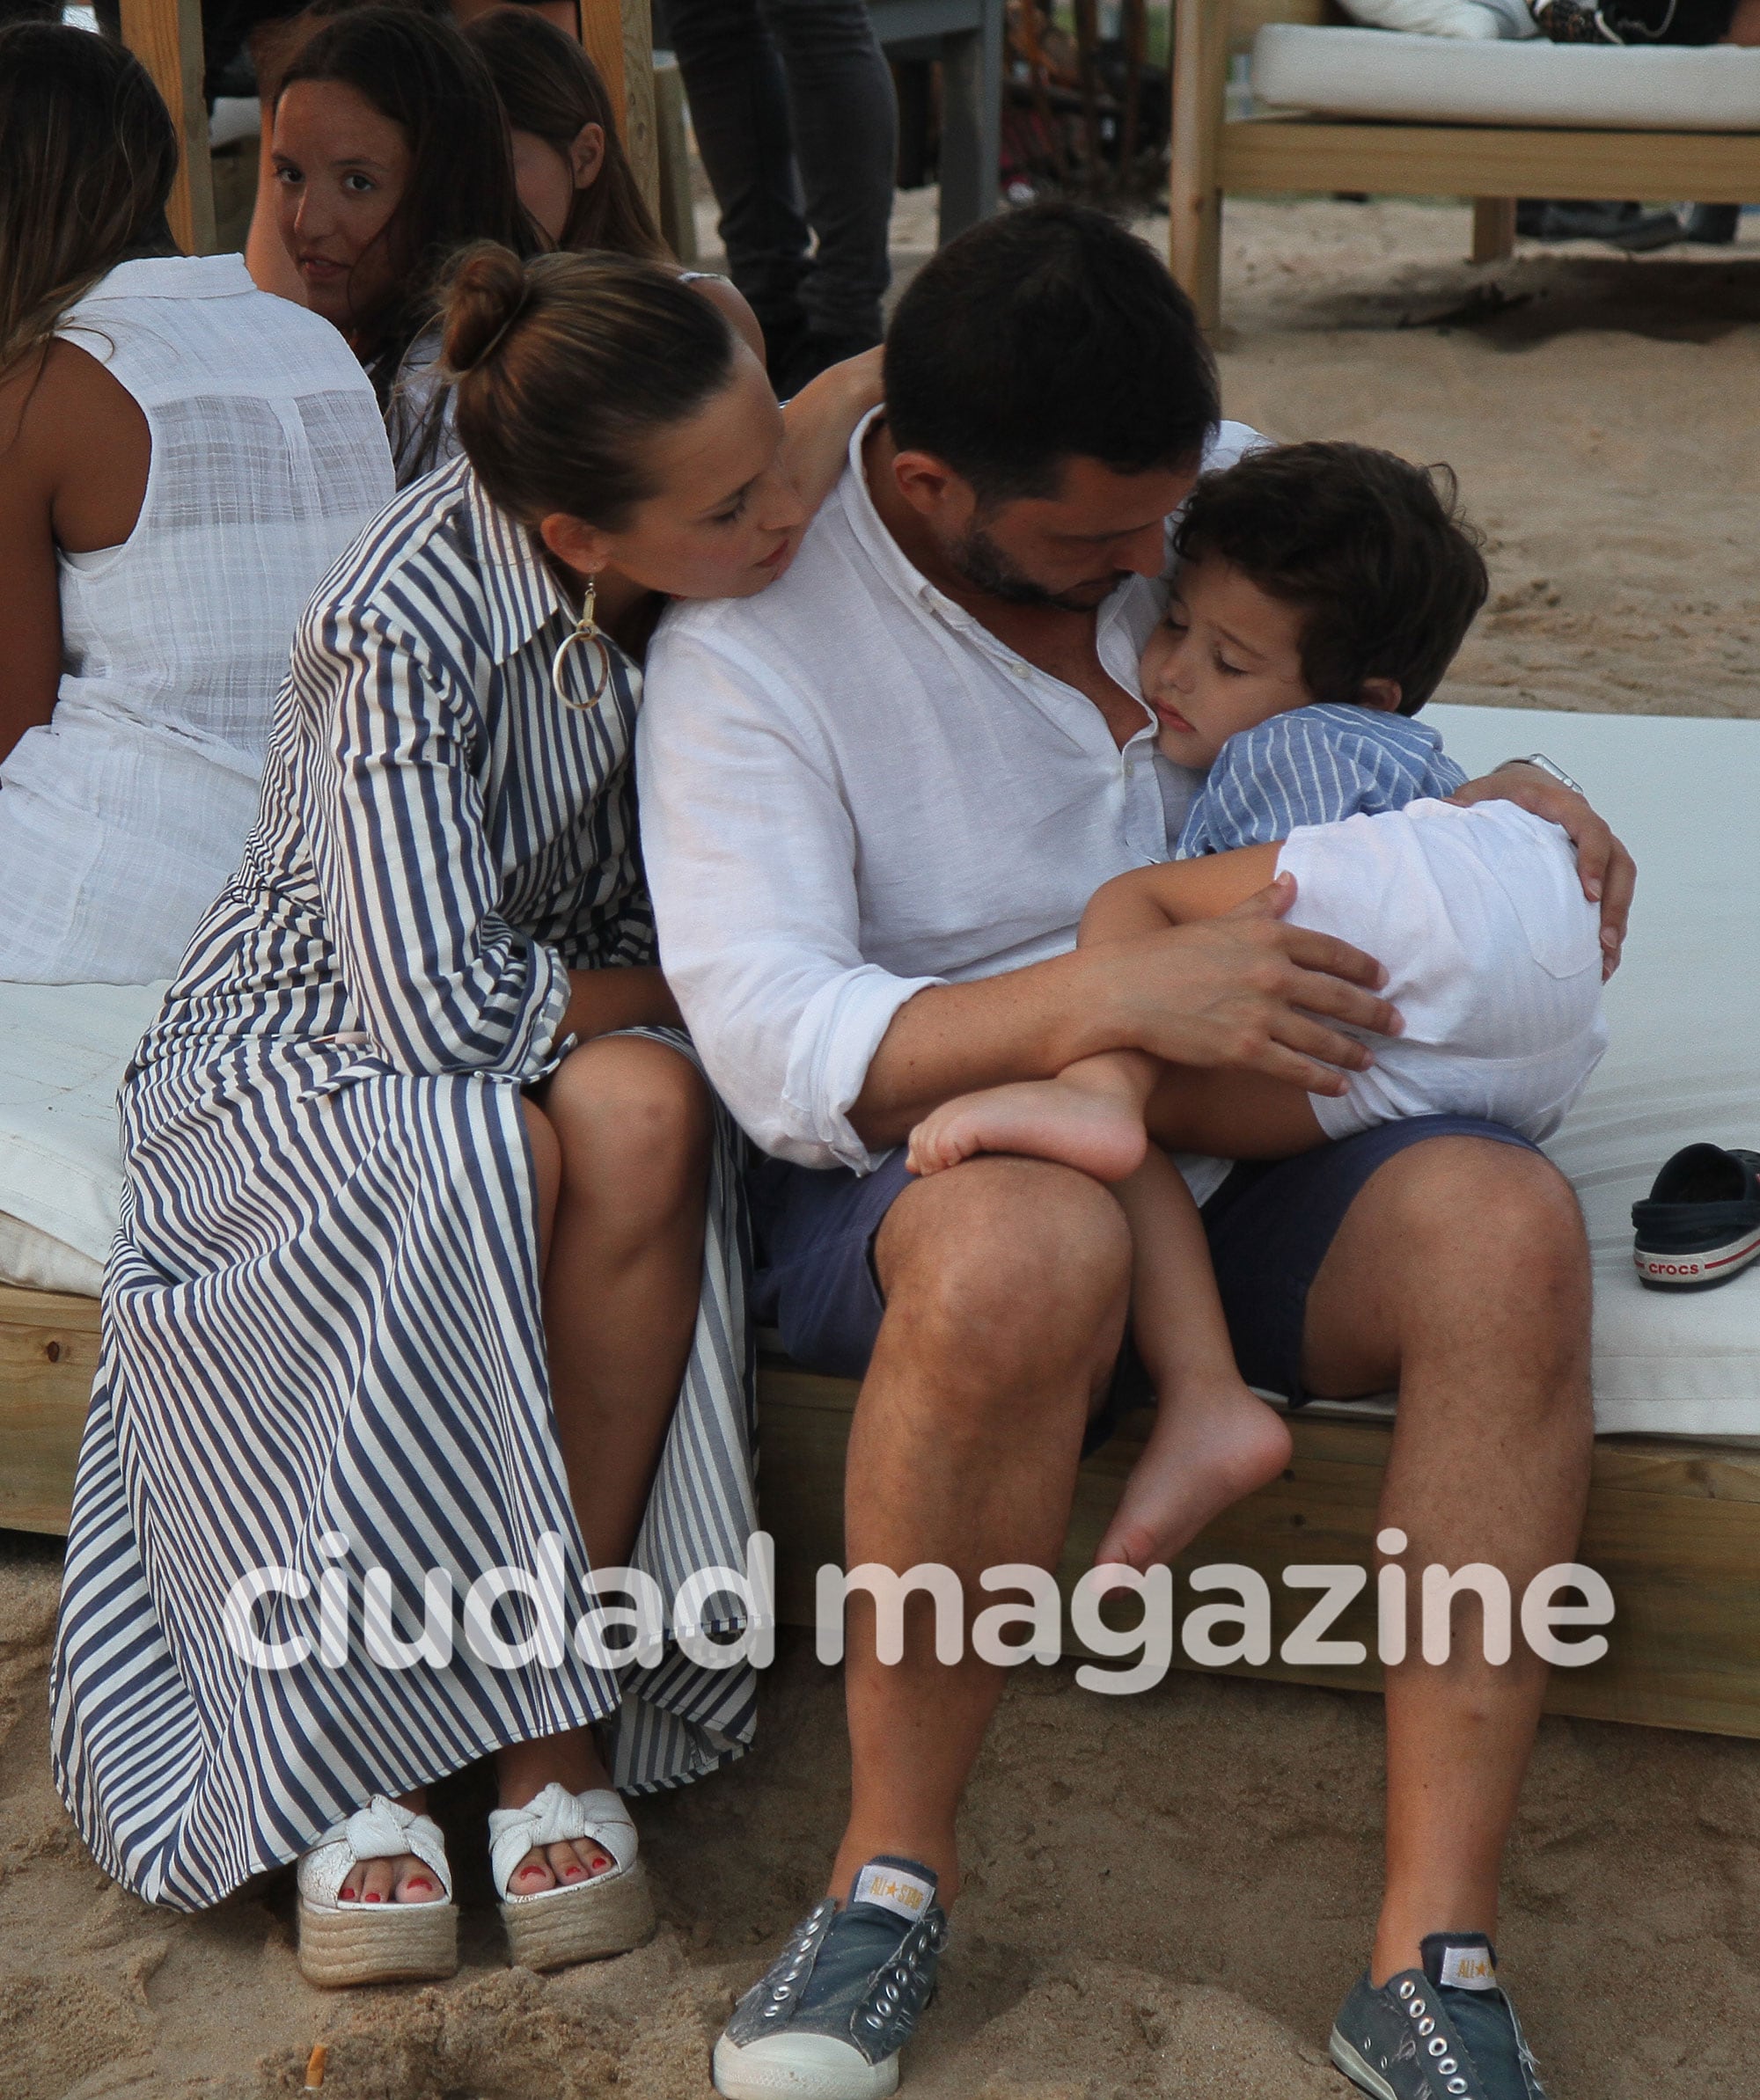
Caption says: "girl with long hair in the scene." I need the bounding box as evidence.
[269,4,544,476]
[0,23,392,985]
[464,6,765,360]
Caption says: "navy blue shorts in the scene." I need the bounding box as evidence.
[750,1116,1538,1450]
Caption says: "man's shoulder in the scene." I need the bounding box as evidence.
[658,480,868,660]
[1204,420,1266,475]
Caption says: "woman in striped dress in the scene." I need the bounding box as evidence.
[49,245,878,1986]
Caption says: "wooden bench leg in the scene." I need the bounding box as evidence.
[1170,0,1225,333]
[1471,197,1517,265]
[119,0,214,257]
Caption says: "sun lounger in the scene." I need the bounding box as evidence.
[6,706,1759,1730]
[1170,0,1760,330]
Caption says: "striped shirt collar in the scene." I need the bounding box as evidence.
[463,461,573,668]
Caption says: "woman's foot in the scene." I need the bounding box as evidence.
[495,1730,618,1895]
[906,1079,1148,1182]
[337,1788,447,1905]
[1096,1379,1294,1570]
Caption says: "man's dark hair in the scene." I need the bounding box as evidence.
[884,201,1220,507]
[1172,441,1489,715]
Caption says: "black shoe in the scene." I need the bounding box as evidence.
[1683,203,1742,244]
[1632,1143,1760,1290]
[712,1856,948,2099]
[1331,1933,1549,2099]
[1514,199,1682,249]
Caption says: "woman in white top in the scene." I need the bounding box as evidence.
[0,24,394,985]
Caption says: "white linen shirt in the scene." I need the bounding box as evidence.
[638,413,1260,1178]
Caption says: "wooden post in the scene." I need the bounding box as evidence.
[119,0,216,256]
[581,0,660,218]
[1471,196,1517,264]
[1169,0,1226,333]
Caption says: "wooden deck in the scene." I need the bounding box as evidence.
[8,1284,1760,1738]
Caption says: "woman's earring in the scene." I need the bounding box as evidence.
[551,575,613,711]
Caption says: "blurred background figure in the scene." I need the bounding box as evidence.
[656,0,898,393]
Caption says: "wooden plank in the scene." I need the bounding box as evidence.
[1170,0,1228,333]
[1220,114,1760,202]
[653,54,699,267]
[0,1288,99,1537]
[758,1364,1760,1741]
[13,1295,1760,1738]
[119,0,216,258]
[580,0,660,216]
[1471,195,1516,263]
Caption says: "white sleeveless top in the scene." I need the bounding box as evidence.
[0,255,395,984]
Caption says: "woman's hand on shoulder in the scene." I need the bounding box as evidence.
[776,346,884,517]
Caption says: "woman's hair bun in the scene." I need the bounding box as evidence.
[440,241,533,378]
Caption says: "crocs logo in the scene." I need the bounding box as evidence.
[1637,1255,1702,1277]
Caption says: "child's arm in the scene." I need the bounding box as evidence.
[1080,845,1285,948]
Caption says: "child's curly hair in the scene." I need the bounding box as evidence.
[1172,441,1489,716]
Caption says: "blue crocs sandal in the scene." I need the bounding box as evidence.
[1632,1144,1760,1291]
[1331,1933,1549,2100]
[712,1855,948,2099]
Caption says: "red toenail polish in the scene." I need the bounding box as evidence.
[364,1891,382,1902]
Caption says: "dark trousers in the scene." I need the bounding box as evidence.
[664,0,898,359]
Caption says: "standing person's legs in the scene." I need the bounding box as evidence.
[759,0,898,378]
[665,0,815,376]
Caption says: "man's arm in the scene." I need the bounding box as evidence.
[1450,764,1634,977]
[641,631,1397,1166]
[849,875,1393,1148]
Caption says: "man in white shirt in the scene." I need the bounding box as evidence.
[641,203,1632,2100]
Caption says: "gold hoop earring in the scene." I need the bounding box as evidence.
[551,576,614,711]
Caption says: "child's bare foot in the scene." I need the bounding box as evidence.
[906,1079,1148,1182]
[1096,1379,1293,1570]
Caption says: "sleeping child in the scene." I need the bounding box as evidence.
[906,441,1609,1571]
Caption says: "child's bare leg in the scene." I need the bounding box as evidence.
[1096,1145,1293,1571]
[906,1047,1156,1182]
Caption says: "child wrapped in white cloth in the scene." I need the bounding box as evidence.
[907,440,1608,1574]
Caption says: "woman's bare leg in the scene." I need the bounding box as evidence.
[494,1036,712,1895]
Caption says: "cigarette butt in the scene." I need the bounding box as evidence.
[303,2042,327,2090]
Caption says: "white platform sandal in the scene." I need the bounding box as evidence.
[296,1794,458,1987]
[488,1781,656,1972]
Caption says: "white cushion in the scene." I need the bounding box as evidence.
[4,711,1760,1439]
[0,980,166,1293]
[1253,24,1760,131]
[1421,706,1760,1438]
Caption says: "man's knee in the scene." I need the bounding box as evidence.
[876,1156,1132,1386]
[1384,1138,1588,1296]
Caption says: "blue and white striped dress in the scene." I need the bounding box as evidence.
[47,456,758,1911]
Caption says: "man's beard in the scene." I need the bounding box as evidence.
[950,523,1126,613]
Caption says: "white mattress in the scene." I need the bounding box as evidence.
[3,707,1759,1436]
[1253,24,1760,132]
[0,980,166,1295]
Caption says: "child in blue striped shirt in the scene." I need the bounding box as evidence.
[907,443,1607,1571]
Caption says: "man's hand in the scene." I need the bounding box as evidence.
[1449,764,1635,979]
[1103,874,1400,1097]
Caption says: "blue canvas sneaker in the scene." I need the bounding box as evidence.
[712,1855,948,2099]
[1331,1933,1550,2100]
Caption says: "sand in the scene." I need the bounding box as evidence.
[7,194,1760,2098]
